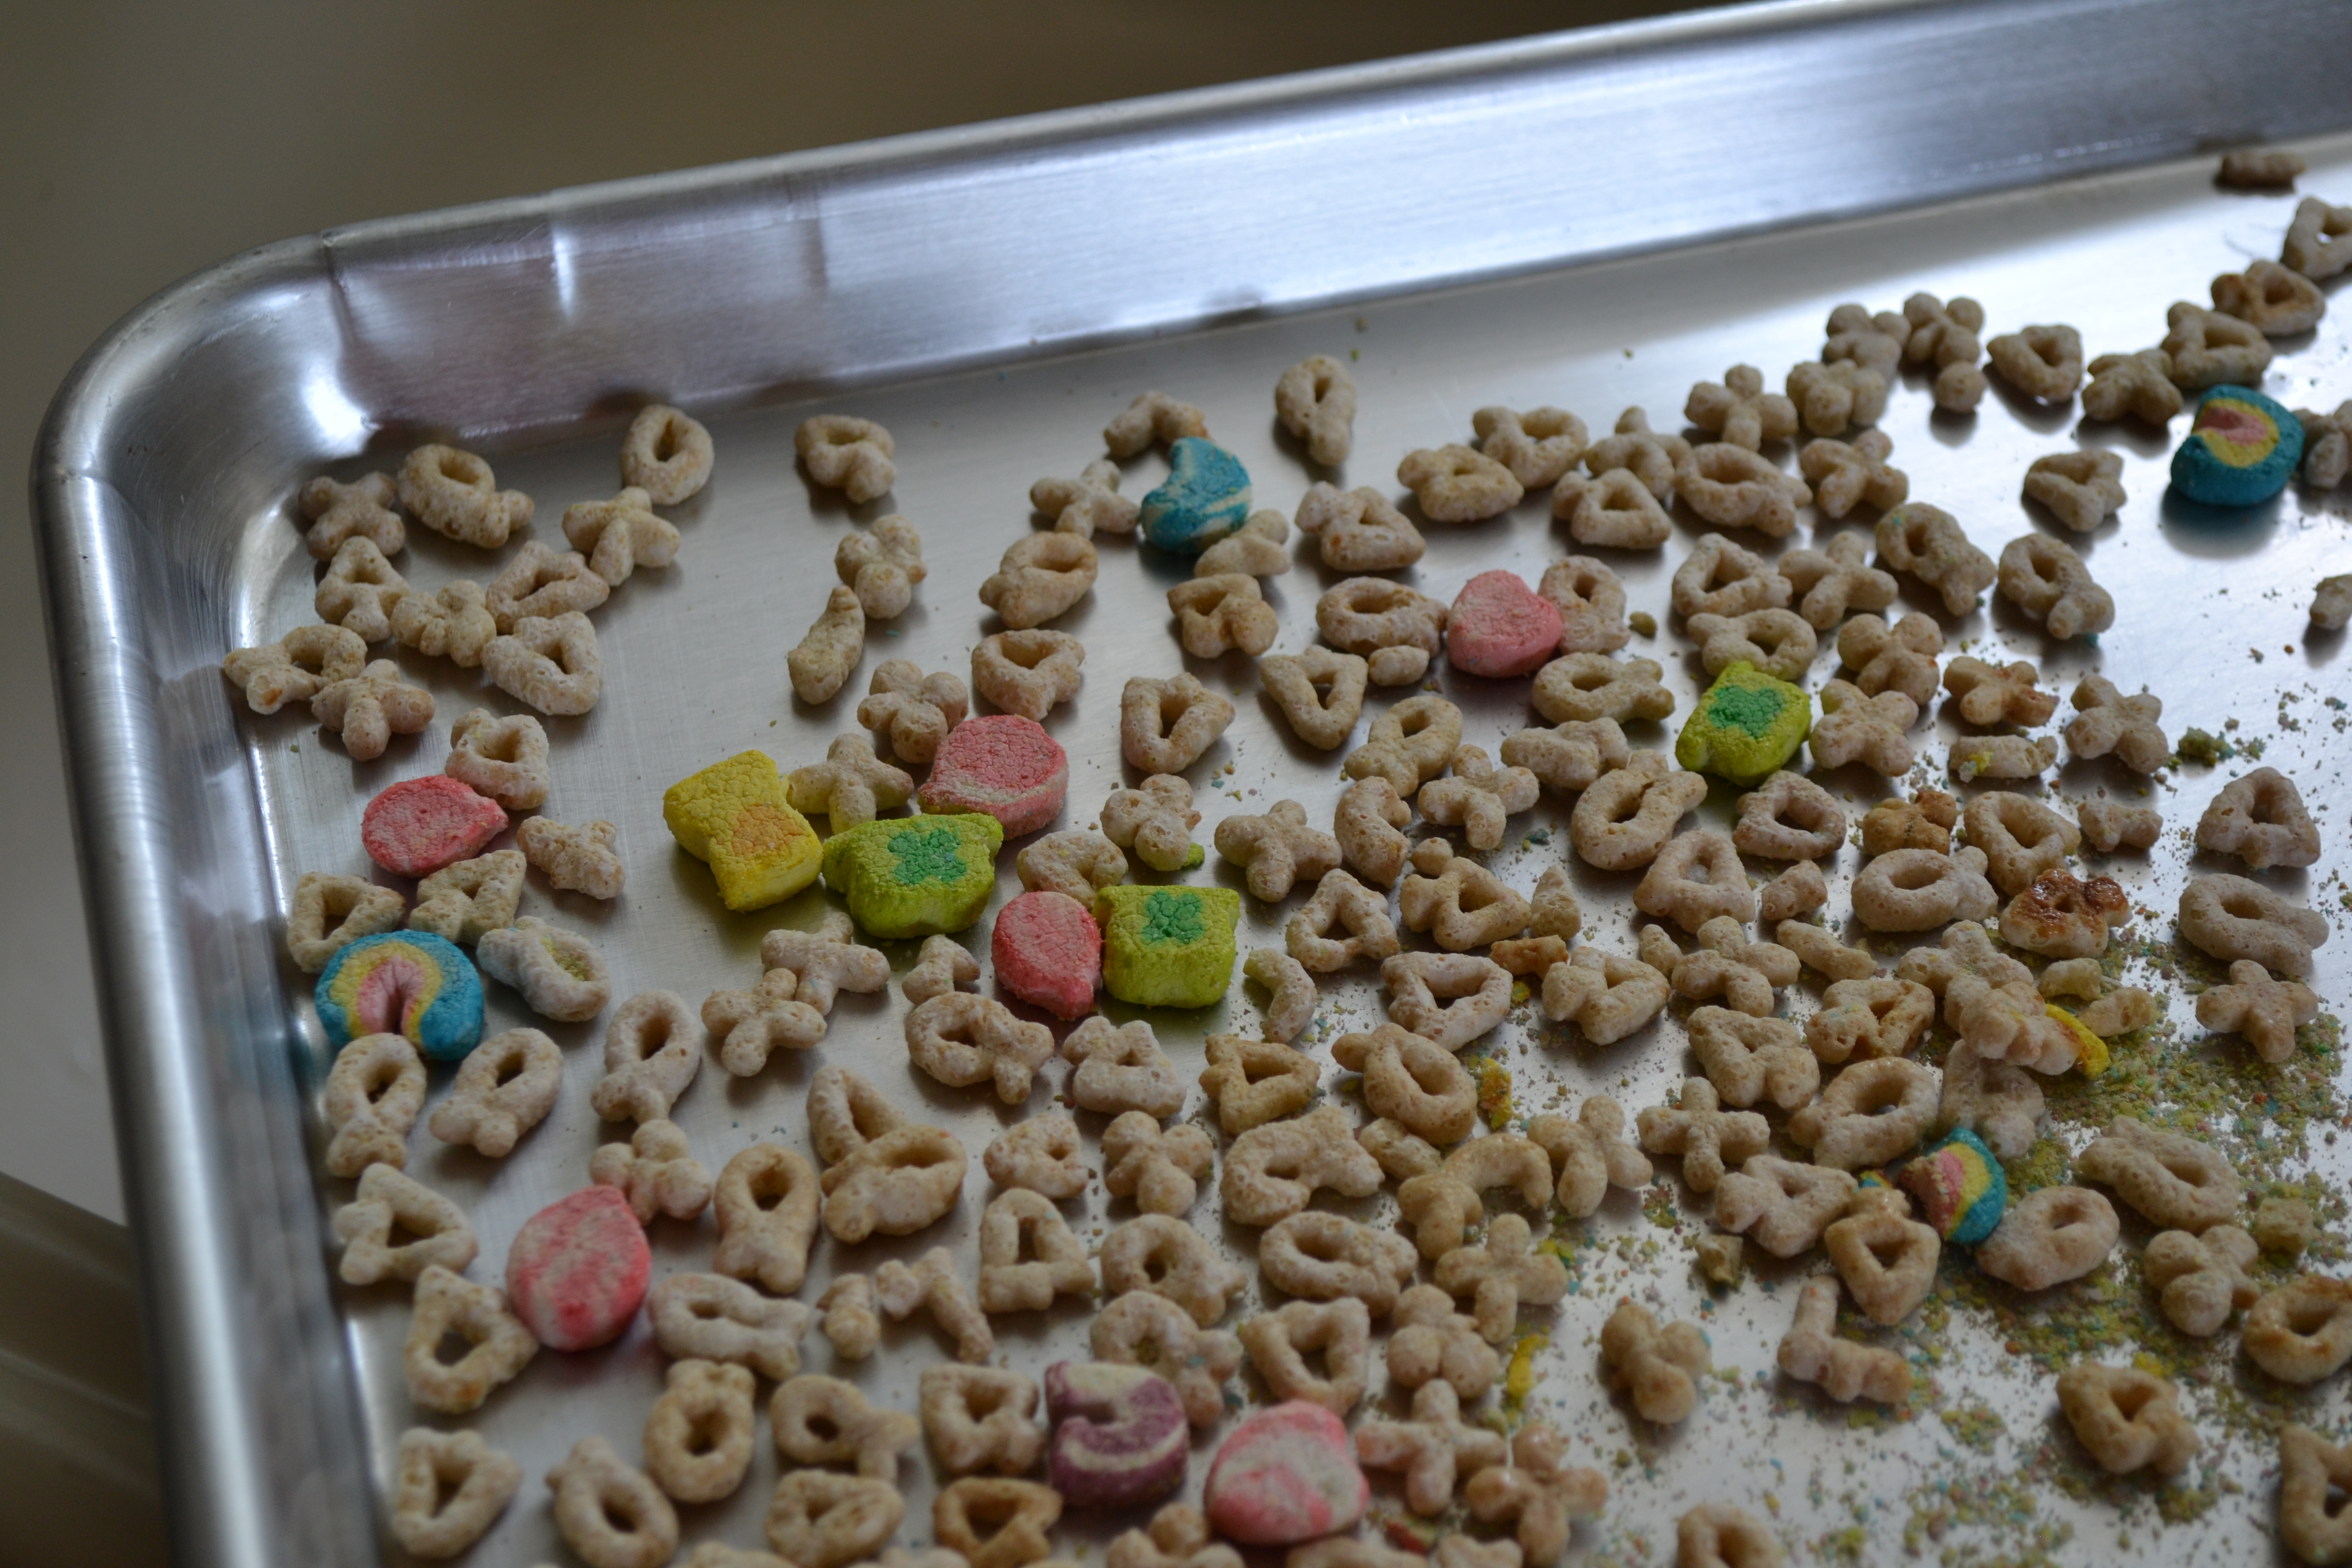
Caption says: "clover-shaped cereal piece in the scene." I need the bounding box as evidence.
[1269,354,1357,464]
[1532,653,1674,727]
[1900,291,1987,397]
[1102,1111,1217,1216]
[1777,1277,1912,1405]
[1344,694,1462,794]
[312,659,435,762]
[1636,1076,1768,1193]
[1810,679,1918,775]
[1941,654,2054,726]
[1295,483,1425,570]
[1399,444,1523,522]
[1416,746,1539,852]
[315,536,409,642]
[1239,1297,1374,1415]
[1835,611,1941,706]
[1825,301,1907,374]
[1287,868,1402,972]
[485,609,603,715]
[287,872,405,973]
[981,532,1097,630]
[1106,391,1208,458]
[1399,843,1532,954]
[1788,359,1891,440]
[1598,1301,1710,1425]
[832,514,926,619]
[517,816,624,900]
[1675,445,1811,537]
[1100,774,1202,872]
[1430,1212,1570,1350]
[1876,504,1994,614]
[1214,799,1340,900]
[1542,946,1670,1045]
[1474,405,1588,487]
[1986,323,2085,402]
[399,445,533,549]
[1684,608,1817,680]
[1523,1096,1648,1216]
[1122,674,1234,773]
[1318,578,1448,683]
[1570,750,1706,870]
[2213,258,2328,335]
[390,579,497,668]
[1169,574,1277,658]
[2197,764,2321,869]
[2162,301,2274,389]
[786,733,913,832]
[299,472,404,560]
[1260,648,1367,751]
[591,1118,714,1225]
[1996,532,2112,639]
[2056,1365,2199,1478]
[1684,364,1797,450]
[796,415,895,503]
[972,629,1084,722]
[408,848,526,944]
[1732,771,1843,861]
[223,623,367,714]
[2197,959,2320,1064]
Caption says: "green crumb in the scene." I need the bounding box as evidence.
[1940,1404,2007,1452]
[1469,1055,1515,1129]
[2177,727,2232,765]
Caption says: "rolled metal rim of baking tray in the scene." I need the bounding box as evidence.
[28,0,2352,1563]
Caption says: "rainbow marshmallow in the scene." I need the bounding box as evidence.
[314,930,484,1060]
[2170,385,2304,506]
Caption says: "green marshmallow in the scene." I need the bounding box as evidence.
[1093,884,1241,1009]
[1676,661,1811,788]
[820,814,1004,938]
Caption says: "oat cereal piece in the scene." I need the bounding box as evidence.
[1937,1039,2043,1158]
[588,1118,710,1226]
[1665,538,1780,625]
[1192,510,1289,579]
[2074,799,2160,854]
[1782,540,1897,640]
[891,940,978,1013]
[1032,458,1139,540]
[545,1436,680,1568]
[1352,1379,1508,1517]
[939,1478,1064,1568]
[1962,790,2080,895]
[1244,947,1317,1044]
[703,967,825,1076]
[1552,467,1672,549]
[1463,1425,1608,1568]
[332,1164,475,1286]
[1976,1184,2118,1289]
[1398,843,1532,953]
[1260,649,1369,751]
[1759,862,1827,924]
[2307,411,2352,491]
[2280,1426,2352,1567]
[1799,430,1908,523]
[1377,1287,1497,1404]
[1525,1098,1650,1216]
[1638,1077,1770,1194]
[1096,777,1199,876]
[1223,1105,1384,1227]
[511,819,621,906]
[1100,1214,1249,1326]
[1344,696,1462,796]
[791,414,895,502]
[1788,1058,1939,1169]
[1778,919,1875,985]
[1287,868,1402,972]
[1877,505,1993,615]
[2246,1277,2352,1384]
[555,492,673,593]
[1122,674,1235,773]
[644,1273,813,1384]
[1047,1021,1174,1121]
[2180,873,2331,976]
[311,658,435,761]
[1672,919,1801,1015]
[1677,1504,1783,1568]
[1169,574,1277,658]
[586,990,697,1123]
[2198,959,2321,1064]
[2076,1116,2241,1232]
[2216,145,2305,186]
[1939,662,2051,734]
[972,630,1085,722]
[1687,1005,1816,1111]
[973,1189,1094,1316]
[1996,532,2113,638]
[871,1249,993,1364]
[1295,483,1426,571]
[1015,830,1126,907]
[1685,364,1797,451]
[1625,829,1747,933]
[2163,301,2275,389]
[323,1032,426,1177]
[1807,680,1916,776]
[806,1275,878,1362]
[641,1358,758,1506]
[314,536,409,643]
[2022,450,2128,535]
[1540,947,1669,1046]
[1510,867,1579,949]
[788,737,914,836]
[420,1028,556,1162]
[477,917,609,1023]
[1523,563,1629,664]
[2285,189,2352,279]
[1318,579,1448,684]
[2215,258,2330,335]
[606,402,715,504]
[399,446,532,549]
[1256,1212,1416,1317]
[1101,391,1207,458]
[1216,799,1342,900]
[402,1263,535,1415]
[1986,324,2084,402]
[768,1471,907,1568]
[1825,1185,1939,1325]
[1574,408,1685,500]
[2199,765,2322,870]
[485,540,608,632]
[1399,444,1524,522]
[769,1377,917,1488]
[1417,748,1539,852]
[905,992,1055,1106]
[1432,1211,1569,1344]
[1684,608,1817,682]
[390,579,497,668]
[1334,1023,1477,1142]
[1093,1293,1243,1427]
[2140,1223,2260,1338]
[1860,791,1957,857]
[808,1064,968,1241]
[484,609,603,715]
[1726,772,1839,862]
[1332,779,1413,888]
[1238,1297,1374,1415]
[1470,405,1585,487]
[222,623,366,714]
[1949,733,2060,785]
[1826,301,1908,375]
[1777,1277,1912,1403]
[785,586,866,705]
[978,1113,1087,1203]
[1712,1156,1855,1258]
[2081,348,2185,425]
[1112,1509,1244,1568]
[285,872,404,975]
[2000,868,2128,958]
[703,1142,821,1293]
[1786,360,1888,438]
[1674,445,1810,537]
[389,1426,520,1559]
[2056,1364,2199,1478]
[299,472,405,560]
[1901,293,1987,405]
[822,517,928,623]
[1259,356,1358,467]
[1807,977,1933,1064]
[1199,1034,1319,1134]
[1834,612,1941,708]
[981,532,1097,630]
[1895,918,2028,1002]
[1494,935,1569,979]
[437,711,546,813]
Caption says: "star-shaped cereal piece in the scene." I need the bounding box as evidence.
[1636,1077,1769,1193]
[1941,655,2055,726]
[1581,407,1690,499]
[1434,1213,1572,1344]
[1824,303,1906,376]
[312,659,434,761]
[2063,675,2166,772]
[1833,612,1941,707]
[2195,959,2320,1064]
[789,733,915,831]
[1685,364,1797,450]
[1033,459,1140,537]
[857,659,968,766]
[1777,530,1897,630]
[1354,1381,1509,1515]
[1462,1425,1608,1568]
[1668,915,1800,1017]
[298,472,405,560]
[1214,799,1341,901]
[1102,775,1203,873]
[1416,746,1540,852]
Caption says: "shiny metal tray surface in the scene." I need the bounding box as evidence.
[31,3,2352,1565]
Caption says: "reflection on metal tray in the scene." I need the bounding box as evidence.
[32,2,2352,1564]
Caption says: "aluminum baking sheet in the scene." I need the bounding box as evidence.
[31,5,2352,1566]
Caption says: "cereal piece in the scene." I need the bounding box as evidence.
[1531,660,1672,748]
[1417,747,1539,852]
[2163,300,2276,389]
[390,1427,520,1559]
[1093,1292,1243,1429]
[1600,1302,1710,1424]
[1581,407,1688,497]
[1809,679,1916,775]
[1142,438,1253,554]
[554,492,674,596]
[1677,1504,1782,1568]
[2215,258,2329,335]
[612,404,714,506]
[768,1472,905,1568]
[1630,831,1750,933]
[1799,429,1908,522]
[1776,918,1874,984]
[1398,843,1531,953]
[422,1027,558,1161]
[308,658,433,762]
[1777,1277,1911,1404]
[807,1064,968,1241]
[1356,1378,1510,1518]
[1223,1105,1383,1227]
[1528,562,1629,661]
[1385,1283,1501,1399]
[2281,1427,2352,1567]
[1975,1184,2117,1288]
[1856,843,1998,933]
[1319,579,1448,685]
[1876,503,1994,614]
[222,623,367,714]
[399,446,532,549]
[921,715,1068,837]
[702,964,825,1076]
[403,1263,536,1414]
[1758,861,1827,923]
[644,1358,757,1505]
[389,579,497,670]
[1685,608,1817,681]
[2081,347,2184,425]
[1786,360,1887,438]
[1785,538,1899,638]
[2216,145,2304,186]
[2075,1116,2240,1232]
[506,1185,651,1352]
[796,415,895,503]
[1168,574,1277,657]
[786,739,914,838]
[1461,1425,1607,1568]
[2000,868,2127,958]
[476,916,609,1023]
[1245,947,1317,1043]
[1204,1034,1317,1133]
[1046,1361,1188,1509]
[876,1250,995,1364]
[299,472,404,560]
[827,814,1006,937]
[1334,778,1413,887]
[772,1377,917,1489]
[1901,292,1987,409]
[1211,799,1336,901]
[1433,1212,1569,1343]
[1948,733,2059,784]
[1240,1298,1373,1414]
[2307,408,2352,492]
[332,1164,475,1286]
[1527,865,1583,943]
[1333,1023,1477,1142]
[1836,612,1942,707]
[1986,324,2084,402]
[1826,1185,1940,1325]
[1806,977,1933,1064]
[2179,873,2330,976]
[1673,534,1790,621]
[817,1276,881,1361]
[1475,405,1587,486]
[1033,459,1139,540]
[1122,674,1235,773]
[982,532,1098,630]
[1826,301,1907,375]
[1886,1129,2007,1247]
[2056,1365,2198,1477]
[1732,772,1843,862]
[547,1437,677,1568]
[1686,1004,1815,1111]
[1524,1097,1649,1217]
[1996,532,2113,638]
[314,536,409,643]
[2286,190,2352,279]
[1194,510,1289,577]
[1788,1058,1939,1169]
[1672,918,1799,1015]
[990,891,1103,1020]
[1937,1040,2044,1159]
[1552,467,1672,549]
[1345,694,1464,793]
[1096,884,1241,1007]
[1063,1017,1183,1118]
[976,1189,1095,1314]
[1260,1211,1419,1314]
[586,989,698,1122]
[1685,364,1797,450]
[1544,946,1671,1045]
[1286,868,1402,972]
[983,1111,1090,1201]
[906,992,1055,1104]
[2075,799,2161,854]
[1112,1508,1241,1568]
[1712,1155,1855,1257]
[1862,790,1958,856]
[1399,444,1523,522]
[818,516,932,628]
[486,540,608,632]
[2199,764,2322,870]
[647,1273,813,1382]
[2246,1277,2352,1384]
[1107,392,1209,458]
[479,610,601,717]
[971,629,1085,723]
[510,819,621,905]
[1101,1214,1248,1326]
[315,933,483,1060]
[1276,356,1357,464]
[1675,446,1809,537]
[1295,483,1426,571]
[2144,1223,2260,1337]
[1261,648,1369,751]
[1964,790,2079,896]
[2198,959,2320,1064]
[787,585,866,705]
[591,1118,713,1225]
[2016,452,2127,540]
[1100,775,1201,873]
[1448,571,1564,677]
[286,872,404,975]
[1940,660,2052,732]
[436,713,547,815]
